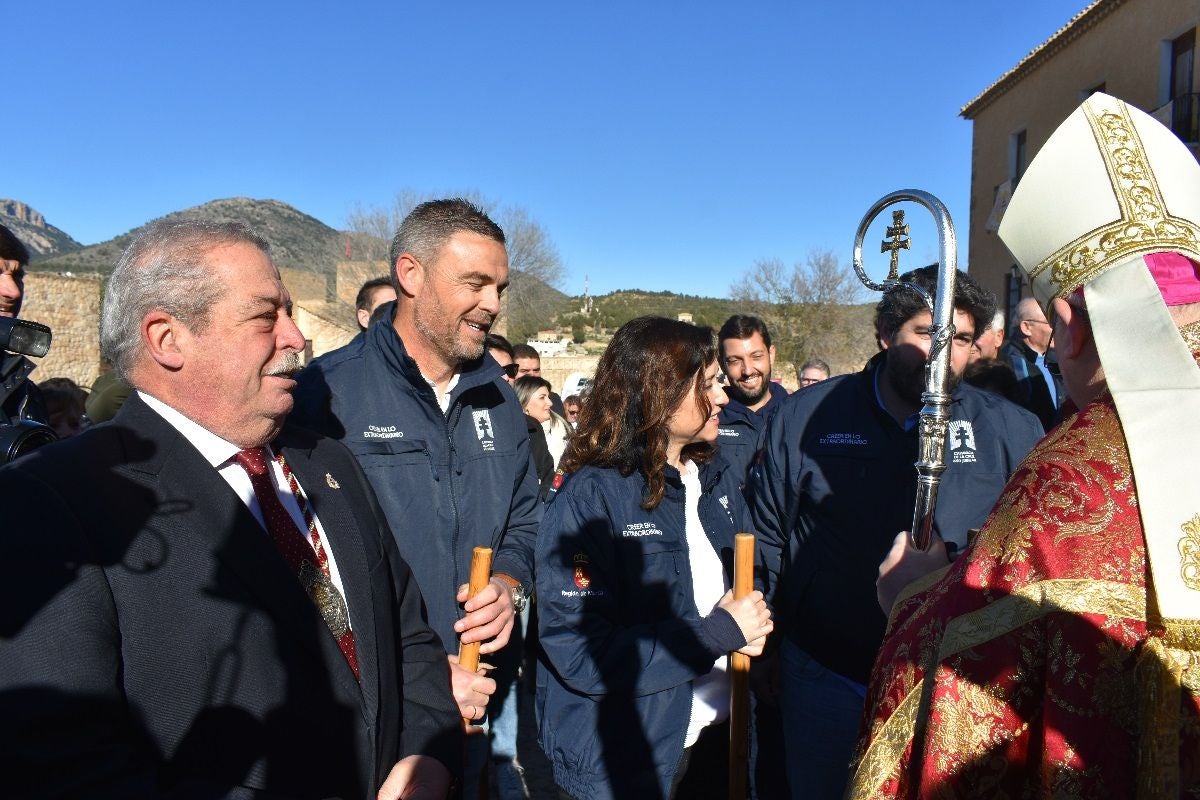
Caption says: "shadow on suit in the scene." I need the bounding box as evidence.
[0,394,460,799]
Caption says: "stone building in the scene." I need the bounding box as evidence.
[20,273,104,390]
[334,260,389,307]
[961,0,1199,314]
[539,354,599,399]
[18,265,360,393]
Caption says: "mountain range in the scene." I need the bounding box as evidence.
[1,199,83,260]
[3,197,585,343]
[3,197,874,371]
[16,197,349,276]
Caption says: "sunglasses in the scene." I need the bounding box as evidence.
[501,363,519,378]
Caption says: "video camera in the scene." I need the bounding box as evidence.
[0,316,56,464]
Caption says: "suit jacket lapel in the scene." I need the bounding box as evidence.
[275,431,380,719]
[117,396,365,708]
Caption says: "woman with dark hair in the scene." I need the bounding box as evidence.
[535,316,773,800]
[515,374,555,497]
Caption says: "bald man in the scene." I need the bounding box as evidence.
[999,297,1063,430]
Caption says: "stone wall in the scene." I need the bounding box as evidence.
[540,354,600,397]
[294,301,358,361]
[279,268,328,303]
[542,352,802,397]
[14,274,810,402]
[19,270,360,390]
[21,272,104,389]
[335,261,390,306]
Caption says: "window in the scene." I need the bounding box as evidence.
[1171,29,1195,100]
[1006,265,1023,322]
[1170,29,1197,142]
[1009,129,1028,186]
[1080,81,1106,101]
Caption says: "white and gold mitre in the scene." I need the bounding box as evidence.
[1003,92,1200,640]
[999,91,1200,309]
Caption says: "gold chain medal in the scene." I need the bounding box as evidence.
[299,560,351,637]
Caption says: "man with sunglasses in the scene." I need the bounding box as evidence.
[1000,297,1064,431]
[487,333,520,385]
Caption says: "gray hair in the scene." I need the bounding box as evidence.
[800,358,831,377]
[388,199,504,293]
[1009,297,1043,336]
[101,218,272,381]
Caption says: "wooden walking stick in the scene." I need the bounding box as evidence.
[458,546,494,728]
[458,547,494,800]
[729,532,755,800]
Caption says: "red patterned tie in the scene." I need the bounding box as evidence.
[234,447,360,680]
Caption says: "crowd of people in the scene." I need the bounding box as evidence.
[1,90,1197,800]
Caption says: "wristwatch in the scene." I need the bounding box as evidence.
[493,573,529,613]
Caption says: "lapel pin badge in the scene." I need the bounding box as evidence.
[325,473,341,489]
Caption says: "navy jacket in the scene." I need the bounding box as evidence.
[291,313,542,652]
[716,381,789,492]
[535,460,750,800]
[749,354,1043,683]
[1001,338,1065,432]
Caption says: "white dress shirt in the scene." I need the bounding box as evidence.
[138,391,352,629]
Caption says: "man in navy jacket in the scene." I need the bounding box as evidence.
[716,314,789,494]
[292,200,541,729]
[749,266,1043,799]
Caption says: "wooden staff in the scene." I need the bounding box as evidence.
[458,546,493,728]
[729,532,755,799]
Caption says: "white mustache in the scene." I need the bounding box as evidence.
[265,352,302,378]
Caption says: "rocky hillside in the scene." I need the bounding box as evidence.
[1,199,83,260]
[33,197,347,275]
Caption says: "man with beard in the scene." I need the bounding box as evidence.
[717,315,789,491]
[748,265,1042,799]
[292,199,541,795]
[717,314,791,799]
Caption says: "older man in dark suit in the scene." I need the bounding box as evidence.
[0,219,459,799]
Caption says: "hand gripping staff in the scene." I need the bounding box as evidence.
[728,532,755,799]
[852,190,959,550]
[458,546,493,729]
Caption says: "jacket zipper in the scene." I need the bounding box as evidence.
[673,472,699,791]
[447,401,463,616]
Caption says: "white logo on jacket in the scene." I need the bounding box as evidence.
[948,420,977,463]
[718,494,734,523]
[362,424,404,439]
[473,410,496,451]
[819,432,868,446]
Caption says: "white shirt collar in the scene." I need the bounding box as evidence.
[421,370,462,414]
[138,390,246,468]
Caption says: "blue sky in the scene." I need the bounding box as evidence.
[9,1,1087,296]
